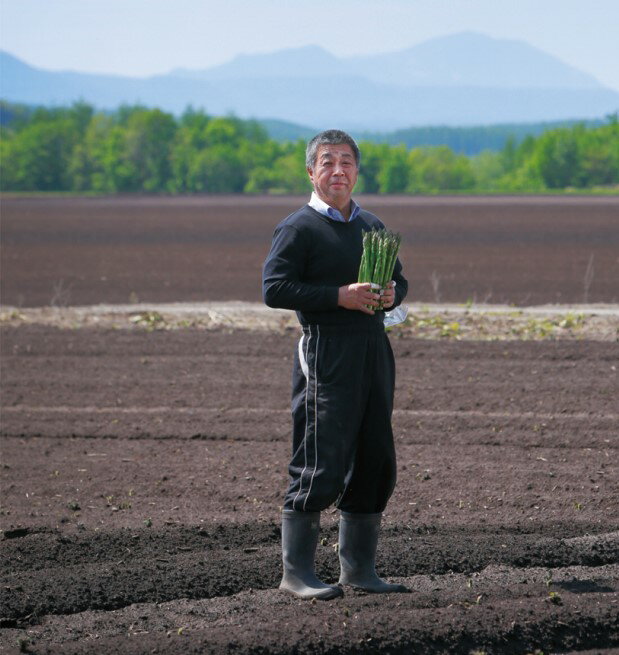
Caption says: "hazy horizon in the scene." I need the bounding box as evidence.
[1,0,618,92]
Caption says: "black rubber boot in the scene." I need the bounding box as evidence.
[279,510,344,600]
[338,511,409,593]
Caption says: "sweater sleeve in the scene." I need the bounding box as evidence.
[262,224,340,311]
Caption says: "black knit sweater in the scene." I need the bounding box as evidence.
[262,204,408,328]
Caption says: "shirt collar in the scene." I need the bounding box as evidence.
[309,191,360,223]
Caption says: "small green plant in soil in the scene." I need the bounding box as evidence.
[547,591,563,605]
[130,311,166,330]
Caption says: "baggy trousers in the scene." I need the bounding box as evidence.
[283,324,398,514]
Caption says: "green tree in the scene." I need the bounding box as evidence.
[377,145,409,193]
[408,146,475,193]
[169,108,212,192]
[533,127,582,188]
[1,118,76,190]
[470,150,505,191]
[2,100,618,194]
[356,142,389,193]
[578,119,619,186]
[123,109,177,191]
[245,141,309,194]
[68,113,114,191]
[188,144,245,192]
[493,135,545,191]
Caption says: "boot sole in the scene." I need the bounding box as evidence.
[279,584,344,600]
[339,581,410,594]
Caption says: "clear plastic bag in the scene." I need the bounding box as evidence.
[384,304,409,328]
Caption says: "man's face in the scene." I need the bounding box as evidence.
[307,144,358,210]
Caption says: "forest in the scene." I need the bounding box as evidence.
[1,101,617,194]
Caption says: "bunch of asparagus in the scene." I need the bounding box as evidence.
[357,228,401,310]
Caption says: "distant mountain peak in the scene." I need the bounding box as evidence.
[174,43,344,80]
[1,49,34,70]
[2,36,617,130]
[348,31,602,90]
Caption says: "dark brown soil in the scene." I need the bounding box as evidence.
[2,195,619,308]
[1,325,618,654]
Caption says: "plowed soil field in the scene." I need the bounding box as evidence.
[2,195,618,307]
[1,196,618,654]
[1,325,618,654]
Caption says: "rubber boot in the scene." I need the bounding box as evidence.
[279,510,344,600]
[338,511,409,593]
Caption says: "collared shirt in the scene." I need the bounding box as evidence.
[308,191,360,223]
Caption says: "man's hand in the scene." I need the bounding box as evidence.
[338,283,380,314]
[380,281,396,309]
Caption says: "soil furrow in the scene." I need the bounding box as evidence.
[2,428,618,449]
[2,526,617,622]
[3,588,618,654]
[2,412,617,451]
[3,405,619,423]
[3,523,618,573]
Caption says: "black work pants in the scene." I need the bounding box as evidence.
[283,324,397,514]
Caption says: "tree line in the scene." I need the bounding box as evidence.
[1,101,617,194]
[356,119,606,156]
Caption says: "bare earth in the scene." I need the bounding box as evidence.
[2,195,619,308]
[1,196,618,654]
[1,320,618,654]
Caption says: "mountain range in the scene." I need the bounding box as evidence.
[1,32,618,130]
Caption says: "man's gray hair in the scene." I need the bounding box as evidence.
[305,129,361,171]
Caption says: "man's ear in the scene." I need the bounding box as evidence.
[306,167,314,182]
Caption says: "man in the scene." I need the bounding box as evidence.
[262,129,408,600]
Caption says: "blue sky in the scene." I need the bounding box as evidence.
[2,0,619,91]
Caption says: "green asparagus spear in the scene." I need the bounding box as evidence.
[357,228,401,309]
